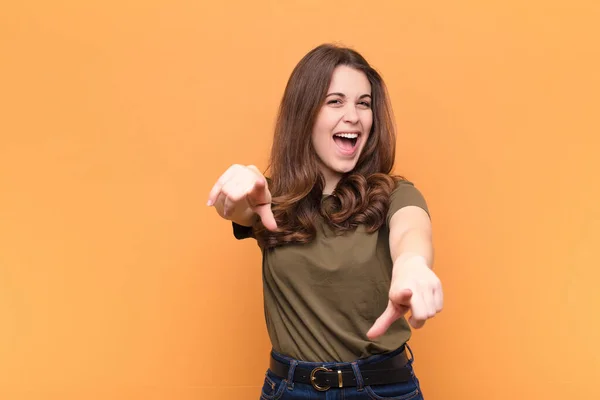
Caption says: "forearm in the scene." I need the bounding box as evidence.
[391,228,434,280]
[374,207,442,335]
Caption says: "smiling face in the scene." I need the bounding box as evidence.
[311,65,373,193]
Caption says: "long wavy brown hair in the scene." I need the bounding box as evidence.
[255,43,401,249]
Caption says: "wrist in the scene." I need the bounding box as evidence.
[392,254,429,280]
[395,253,428,268]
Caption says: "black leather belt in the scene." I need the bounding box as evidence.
[269,347,412,392]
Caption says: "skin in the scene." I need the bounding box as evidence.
[311,65,373,194]
[208,65,443,338]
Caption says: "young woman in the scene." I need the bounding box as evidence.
[208,44,443,399]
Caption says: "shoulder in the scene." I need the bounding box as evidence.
[386,177,430,224]
[391,177,417,191]
[389,177,423,200]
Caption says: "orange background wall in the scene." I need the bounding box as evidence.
[1,1,599,399]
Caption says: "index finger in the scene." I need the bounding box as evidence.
[246,176,270,206]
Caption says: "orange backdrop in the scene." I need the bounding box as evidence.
[1,1,599,399]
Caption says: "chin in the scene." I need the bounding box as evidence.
[333,162,359,175]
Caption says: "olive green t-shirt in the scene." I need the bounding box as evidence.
[233,180,429,362]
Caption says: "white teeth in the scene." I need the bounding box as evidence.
[334,133,359,139]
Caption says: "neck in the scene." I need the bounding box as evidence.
[320,169,342,195]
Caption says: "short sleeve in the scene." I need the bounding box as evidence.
[386,180,430,226]
[232,222,254,240]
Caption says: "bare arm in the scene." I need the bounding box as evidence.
[367,205,443,339]
[388,205,434,278]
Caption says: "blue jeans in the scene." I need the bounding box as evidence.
[260,345,424,400]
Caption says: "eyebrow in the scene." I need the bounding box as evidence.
[326,92,372,99]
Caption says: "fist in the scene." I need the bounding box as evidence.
[367,258,443,339]
[207,164,277,231]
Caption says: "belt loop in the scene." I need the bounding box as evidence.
[351,361,364,391]
[286,360,298,390]
[405,343,414,363]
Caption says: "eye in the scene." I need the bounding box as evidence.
[327,99,342,105]
[358,101,371,108]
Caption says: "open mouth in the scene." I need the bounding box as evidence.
[333,132,360,153]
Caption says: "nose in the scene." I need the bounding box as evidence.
[343,104,359,124]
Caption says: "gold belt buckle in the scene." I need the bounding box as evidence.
[310,366,332,391]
